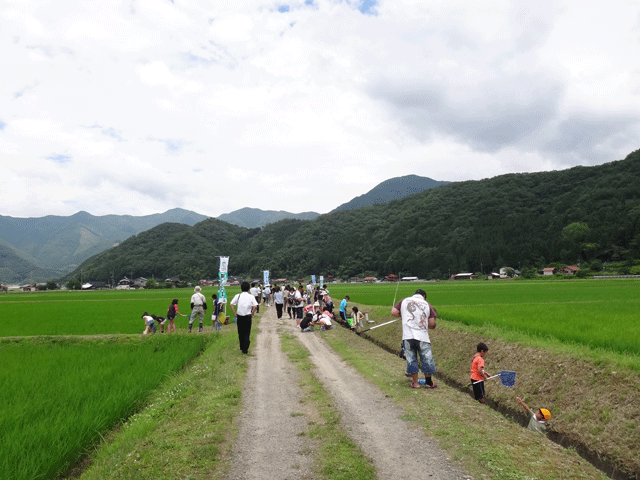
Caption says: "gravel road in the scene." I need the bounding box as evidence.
[224,305,469,480]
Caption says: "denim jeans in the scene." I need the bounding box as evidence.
[404,339,436,375]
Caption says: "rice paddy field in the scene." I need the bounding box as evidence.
[0,335,213,480]
[327,278,640,357]
[0,286,242,337]
[1,278,639,479]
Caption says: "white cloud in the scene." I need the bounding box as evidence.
[1,0,639,218]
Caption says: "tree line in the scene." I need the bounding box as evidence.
[65,149,640,283]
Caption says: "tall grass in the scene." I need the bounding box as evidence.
[0,335,212,480]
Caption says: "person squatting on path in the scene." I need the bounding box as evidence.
[189,286,207,332]
[470,342,490,403]
[391,288,437,389]
[142,312,156,334]
[230,281,258,354]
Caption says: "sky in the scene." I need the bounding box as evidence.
[2,0,640,219]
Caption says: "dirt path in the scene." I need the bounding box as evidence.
[224,306,468,480]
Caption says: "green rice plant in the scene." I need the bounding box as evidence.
[329,279,640,356]
[0,335,212,480]
[0,287,240,337]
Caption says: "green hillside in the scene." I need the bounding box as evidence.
[0,208,208,281]
[0,245,60,284]
[67,150,640,283]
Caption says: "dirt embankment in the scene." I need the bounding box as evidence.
[362,324,640,479]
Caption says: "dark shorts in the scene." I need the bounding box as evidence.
[472,379,485,400]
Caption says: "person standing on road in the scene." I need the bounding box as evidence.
[189,286,207,332]
[230,281,259,354]
[263,284,272,306]
[294,285,305,325]
[391,289,437,389]
[250,282,261,313]
[211,293,222,331]
[286,286,295,319]
[273,285,284,319]
[339,295,350,323]
[306,282,314,304]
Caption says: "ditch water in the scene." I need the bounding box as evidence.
[356,328,638,480]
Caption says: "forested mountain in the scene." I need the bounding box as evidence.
[67,150,640,283]
[331,174,449,212]
[0,208,207,282]
[0,245,60,284]
[217,207,319,228]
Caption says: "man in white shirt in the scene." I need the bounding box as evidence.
[189,286,207,333]
[391,289,437,389]
[230,281,259,354]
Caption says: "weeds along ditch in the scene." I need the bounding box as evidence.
[333,279,640,479]
[0,334,214,480]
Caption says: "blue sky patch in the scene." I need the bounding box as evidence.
[47,154,71,164]
[164,139,184,153]
[359,0,378,15]
[0,120,6,131]
[101,127,123,140]
[278,5,290,13]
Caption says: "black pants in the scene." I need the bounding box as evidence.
[275,303,283,319]
[237,315,252,354]
[472,379,485,400]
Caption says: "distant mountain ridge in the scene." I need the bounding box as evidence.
[217,207,319,228]
[0,174,450,283]
[0,208,208,282]
[331,175,449,212]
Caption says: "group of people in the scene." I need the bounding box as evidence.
[140,286,226,335]
[393,288,551,433]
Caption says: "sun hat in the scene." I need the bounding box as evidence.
[313,302,320,307]
[540,408,551,421]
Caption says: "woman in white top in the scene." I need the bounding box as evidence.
[273,285,284,319]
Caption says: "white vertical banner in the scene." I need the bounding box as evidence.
[218,256,229,303]
[263,270,270,286]
[319,275,324,288]
[219,256,229,273]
